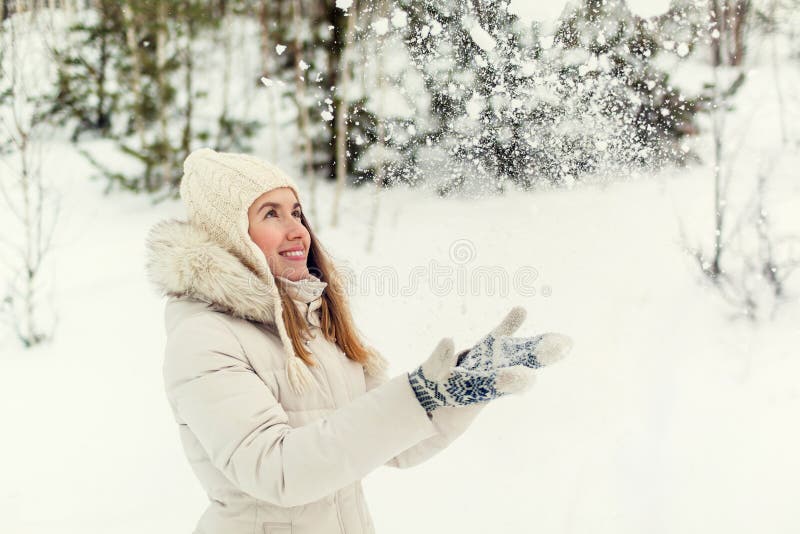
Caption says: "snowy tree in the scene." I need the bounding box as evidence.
[385,0,701,194]
[330,0,358,227]
[42,1,261,194]
[345,2,429,191]
[43,0,123,141]
[550,0,700,173]
[680,0,798,320]
[708,0,751,66]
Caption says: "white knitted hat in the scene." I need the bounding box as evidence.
[180,147,301,277]
[179,147,317,394]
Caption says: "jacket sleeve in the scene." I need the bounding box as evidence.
[365,356,486,469]
[163,313,438,507]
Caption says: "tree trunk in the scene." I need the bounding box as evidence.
[156,0,171,190]
[215,15,232,150]
[769,0,788,144]
[96,2,109,133]
[181,13,194,168]
[291,0,317,222]
[710,0,722,66]
[258,0,279,163]
[366,0,387,252]
[710,64,724,279]
[330,0,355,228]
[729,0,749,66]
[19,135,42,346]
[122,1,149,189]
[756,165,781,298]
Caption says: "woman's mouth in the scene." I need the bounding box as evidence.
[279,249,306,261]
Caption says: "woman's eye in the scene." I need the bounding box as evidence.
[264,209,302,219]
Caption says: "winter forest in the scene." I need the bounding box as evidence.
[1,0,799,532]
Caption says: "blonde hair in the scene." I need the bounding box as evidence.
[275,212,377,368]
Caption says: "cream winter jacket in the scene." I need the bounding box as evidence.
[146,220,484,534]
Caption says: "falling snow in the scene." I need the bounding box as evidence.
[2,5,799,534]
[372,18,389,36]
[391,9,408,29]
[336,0,353,11]
[467,21,497,52]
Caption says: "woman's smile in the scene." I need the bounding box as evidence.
[279,247,306,260]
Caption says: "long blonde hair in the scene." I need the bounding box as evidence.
[275,212,377,367]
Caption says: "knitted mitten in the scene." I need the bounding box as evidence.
[408,338,535,414]
[457,307,572,372]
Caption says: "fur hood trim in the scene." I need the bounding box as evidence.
[145,219,388,393]
[146,219,280,324]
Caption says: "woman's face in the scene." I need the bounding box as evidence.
[247,187,311,281]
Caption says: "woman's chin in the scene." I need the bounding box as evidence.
[274,265,309,281]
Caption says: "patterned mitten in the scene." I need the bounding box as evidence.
[408,338,535,414]
[457,307,572,372]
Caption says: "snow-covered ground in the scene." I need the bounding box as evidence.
[2,10,800,534]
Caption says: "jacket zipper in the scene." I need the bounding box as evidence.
[312,329,352,534]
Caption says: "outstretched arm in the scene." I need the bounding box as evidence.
[163,314,438,507]
[365,353,486,469]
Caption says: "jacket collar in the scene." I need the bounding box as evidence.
[277,275,327,304]
[277,275,327,328]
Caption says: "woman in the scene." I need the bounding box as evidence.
[146,148,571,534]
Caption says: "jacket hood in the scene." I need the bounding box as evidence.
[146,218,281,325]
[145,219,388,391]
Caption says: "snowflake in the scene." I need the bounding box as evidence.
[391,9,407,28]
[372,18,389,36]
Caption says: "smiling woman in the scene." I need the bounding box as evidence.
[144,147,571,534]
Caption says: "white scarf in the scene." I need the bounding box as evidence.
[277,274,328,327]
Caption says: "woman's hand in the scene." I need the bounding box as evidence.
[408,307,572,414]
[457,307,572,372]
[408,338,536,414]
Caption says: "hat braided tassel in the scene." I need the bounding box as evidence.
[363,349,389,378]
[286,355,316,394]
[274,295,318,395]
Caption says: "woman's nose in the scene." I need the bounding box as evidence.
[286,218,306,239]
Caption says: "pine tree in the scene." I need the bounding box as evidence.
[388,0,702,193]
[44,0,125,141]
[552,0,700,173]
[48,0,264,195]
